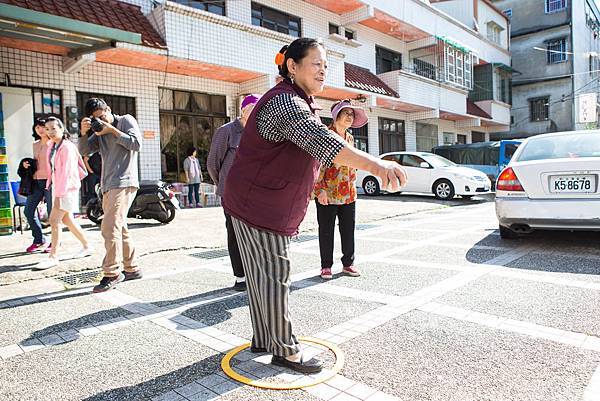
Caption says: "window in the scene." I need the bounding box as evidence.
[382,154,401,163]
[344,29,355,40]
[530,97,550,122]
[32,88,62,121]
[251,3,301,37]
[457,134,467,144]
[445,44,473,90]
[376,46,402,74]
[545,0,567,14]
[172,0,225,16]
[413,59,437,80]
[329,23,339,35]
[471,132,486,143]
[416,123,438,151]
[443,132,455,145]
[503,9,512,19]
[378,118,405,153]
[76,92,136,119]
[159,89,228,182]
[486,22,503,44]
[352,124,368,153]
[401,154,427,168]
[495,69,512,104]
[547,38,567,63]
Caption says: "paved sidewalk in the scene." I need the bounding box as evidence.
[0,195,467,289]
[2,198,600,400]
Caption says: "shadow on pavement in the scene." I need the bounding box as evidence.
[358,193,494,207]
[81,354,226,401]
[466,229,600,275]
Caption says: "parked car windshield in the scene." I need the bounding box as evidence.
[516,132,600,161]
[422,154,456,168]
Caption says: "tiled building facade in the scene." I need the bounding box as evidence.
[0,0,511,183]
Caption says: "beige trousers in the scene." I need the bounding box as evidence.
[101,187,138,276]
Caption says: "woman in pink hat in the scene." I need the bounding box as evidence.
[313,99,368,280]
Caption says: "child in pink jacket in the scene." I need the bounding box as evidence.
[35,117,93,270]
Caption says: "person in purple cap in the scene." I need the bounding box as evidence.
[313,99,368,280]
[207,94,260,291]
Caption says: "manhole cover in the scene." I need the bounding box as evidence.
[292,234,318,243]
[55,269,102,286]
[190,249,230,259]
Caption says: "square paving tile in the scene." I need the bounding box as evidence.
[183,288,383,341]
[438,274,600,336]
[118,268,235,307]
[0,294,131,346]
[340,311,600,401]
[300,262,458,297]
[362,229,447,242]
[507,253,600,276]
[388,245,506,266]
[0,322,221,401]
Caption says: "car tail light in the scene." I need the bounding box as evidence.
[496,167,524,191]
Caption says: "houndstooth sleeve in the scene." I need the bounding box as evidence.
[256,93,346,167]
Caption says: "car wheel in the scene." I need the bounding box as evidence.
[363,177,380,196]
[499,225,519,239]
[433,179,455,200]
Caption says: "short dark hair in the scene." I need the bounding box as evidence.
[278,38,325,79]
[84,98,108,117]
[186,147,197,157]
[32,118,46,139]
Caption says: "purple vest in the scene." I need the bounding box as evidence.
[222,79,321,236]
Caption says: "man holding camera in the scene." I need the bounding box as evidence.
[79,98,142,293]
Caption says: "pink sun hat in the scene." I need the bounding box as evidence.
[331,99,368,128]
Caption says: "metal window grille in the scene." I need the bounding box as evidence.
[172,1,225,15]
[529,97,550,122]
[545,0,567,13]
[547,39,567,63]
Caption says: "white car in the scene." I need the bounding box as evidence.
[495,130,600,238]
[357,151,492,200]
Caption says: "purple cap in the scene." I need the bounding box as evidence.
[331,100,368,128]
[241,94,261,110]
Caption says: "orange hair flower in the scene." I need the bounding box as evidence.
[274,52,285,66]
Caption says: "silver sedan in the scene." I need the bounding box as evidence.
[495,131,600,238]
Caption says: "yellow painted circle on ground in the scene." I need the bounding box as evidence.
[221,336,345,390]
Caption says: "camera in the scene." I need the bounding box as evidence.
[87,117,104,135]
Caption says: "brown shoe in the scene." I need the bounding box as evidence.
[123,270,143,281]
[93,273,125,293]
[271,355,323,373]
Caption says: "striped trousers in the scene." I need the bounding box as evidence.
[231,217,301,357]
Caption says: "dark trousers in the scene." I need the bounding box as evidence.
[188,183,200,205]
[316,201,356,269]
[83,173,100,205]
[24,179,52,244]
[224,211,245,278]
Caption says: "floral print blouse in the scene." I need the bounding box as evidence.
[313,126,357,205]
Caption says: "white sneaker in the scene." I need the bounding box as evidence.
[73,246,94,259]
[35,257,59,270]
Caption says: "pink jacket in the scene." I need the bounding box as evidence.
[46,139,87,198]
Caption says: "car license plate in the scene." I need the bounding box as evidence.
[549,175,596,193]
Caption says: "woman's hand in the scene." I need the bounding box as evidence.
[373,159,407,193]
[317,191,329,205]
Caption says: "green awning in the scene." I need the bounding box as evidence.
[0,3,141,56]
[435,35,474,54]
[493,63,519,74]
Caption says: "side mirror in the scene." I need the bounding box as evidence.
[420,162,430,168]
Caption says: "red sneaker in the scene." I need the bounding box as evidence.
[26,243,46,253]
[342,265,360,277]
[320,268,332,280]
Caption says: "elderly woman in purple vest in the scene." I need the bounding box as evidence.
[223,37,408,374]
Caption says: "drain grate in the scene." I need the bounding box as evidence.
[55,269,102,286]
[356,224,379,231]
[292,234,318,243]
[190,249,230,260]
